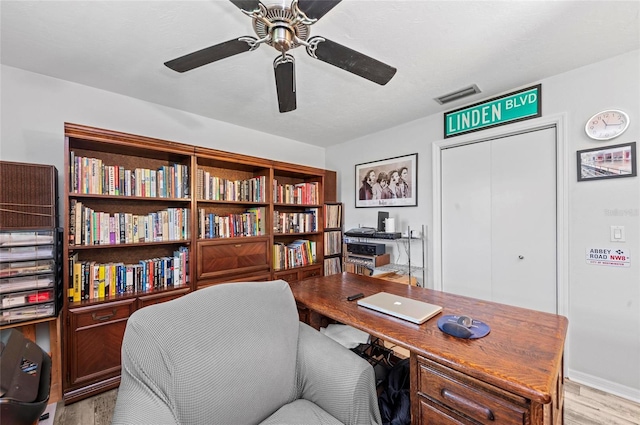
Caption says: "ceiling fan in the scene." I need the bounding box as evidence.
[164,0,397,113]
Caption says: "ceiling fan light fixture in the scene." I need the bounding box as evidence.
[272,24,294,52]
[435,84,481,105]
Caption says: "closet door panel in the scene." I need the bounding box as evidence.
[441,142,492,300]
[490,128,557,313]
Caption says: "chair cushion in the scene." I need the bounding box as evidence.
[260,399,343,425]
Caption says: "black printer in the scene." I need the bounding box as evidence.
[0,328,51,425]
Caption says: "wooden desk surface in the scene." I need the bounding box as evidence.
[289,272,568,405]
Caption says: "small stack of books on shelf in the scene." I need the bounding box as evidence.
[324,204,342,229]
[273,239,316,271]
[324,257,342,276]
[273,181,319,204]
[273,209,318,234]
[323,230,342,256]
[197,207,266,238]
[196,171,266,202]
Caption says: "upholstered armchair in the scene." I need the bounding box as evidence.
[111,279,382,425]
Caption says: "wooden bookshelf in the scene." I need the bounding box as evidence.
[62,123,335,403]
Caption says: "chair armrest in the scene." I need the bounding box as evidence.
[111,320,178,425]
[296,322,382,425]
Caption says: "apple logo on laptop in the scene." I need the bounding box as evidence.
[394,301,402,305]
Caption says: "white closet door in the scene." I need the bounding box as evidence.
[441,127,557,314]
[490,128,557,313]
[441,141,492,301]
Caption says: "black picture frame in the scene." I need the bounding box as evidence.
[355,153,417,207]
[577,142,637,182]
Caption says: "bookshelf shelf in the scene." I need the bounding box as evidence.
[69,193,191,202]
[69,240,190,250]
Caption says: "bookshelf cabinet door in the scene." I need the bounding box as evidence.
[67,299,135,389]
[197,237,269,280]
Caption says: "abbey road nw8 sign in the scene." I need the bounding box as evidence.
[444,84,541,138]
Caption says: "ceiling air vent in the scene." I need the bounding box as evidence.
[435,84,481,105]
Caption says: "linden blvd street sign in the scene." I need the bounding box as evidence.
[444,84,541,138]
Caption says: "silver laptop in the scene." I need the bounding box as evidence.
[357,292,443,324]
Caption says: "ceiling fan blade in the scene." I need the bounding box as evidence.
[229,0,262,12]
[165,37,257,73]
[297,0,341,20]
[273,54,296,113]
[306,36,396,85]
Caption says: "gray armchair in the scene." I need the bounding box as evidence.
[111,280,382,425]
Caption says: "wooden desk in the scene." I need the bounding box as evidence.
[289,273,568,425]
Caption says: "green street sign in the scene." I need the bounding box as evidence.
[444,84,541,138]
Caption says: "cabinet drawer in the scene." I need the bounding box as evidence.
[418,357,527,425]
[72,299,135,328]
[300,266,322,280]
[274,270,300,283]
[197,237,269,279]
[68,299,135,388]
[0,273,55,294]
[0,259,55,279]
[419,397,472,425]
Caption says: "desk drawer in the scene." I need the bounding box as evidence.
[417,357,528,425]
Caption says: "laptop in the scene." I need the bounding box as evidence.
[357,292,443,324]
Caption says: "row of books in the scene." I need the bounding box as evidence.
[273,209,318,234]
[196,170,267,202]
[69,152,189,198]
[324,203,342,228]
[273,239,317,271]
[197,207,266,239]
[323,230,342,256]
[67,247,189,302]
[323,257,342,276]
[69,200,190,246]
[273,181,319,205]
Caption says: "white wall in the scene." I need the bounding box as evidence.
[327,50,640,402]
[0,65,325,181]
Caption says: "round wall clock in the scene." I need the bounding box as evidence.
[585,109,630,140]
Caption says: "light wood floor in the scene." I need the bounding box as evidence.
[49,379,639,425]
[564,380,640,425]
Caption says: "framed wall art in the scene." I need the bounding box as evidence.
[577,142,636,182]
[355,153,417,207]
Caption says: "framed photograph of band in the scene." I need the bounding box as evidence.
[577,142,637,182]
[355,153,418,207]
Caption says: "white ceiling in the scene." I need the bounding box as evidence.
[2,1,639,148]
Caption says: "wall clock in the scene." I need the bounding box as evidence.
[585,109,630,140]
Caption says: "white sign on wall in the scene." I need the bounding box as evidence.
[586,247,631,267]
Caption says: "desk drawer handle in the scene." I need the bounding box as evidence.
[92,309,117,322]
[234,244,242,248]
[441,388,495,421]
